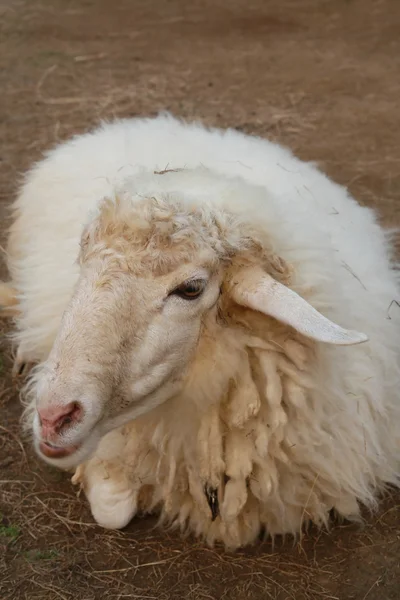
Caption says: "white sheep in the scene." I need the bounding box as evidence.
[1,114,399,549]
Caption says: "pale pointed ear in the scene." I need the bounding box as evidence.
[228,267,368,346]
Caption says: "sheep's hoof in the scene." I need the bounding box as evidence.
[204,485,219,521]
[86,477,138,530]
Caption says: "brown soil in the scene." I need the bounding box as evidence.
[1,0,400,598]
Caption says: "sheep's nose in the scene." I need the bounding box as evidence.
[38,401,82,436]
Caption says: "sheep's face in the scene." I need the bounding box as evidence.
[32,189,367,470]
[33,194,229,468]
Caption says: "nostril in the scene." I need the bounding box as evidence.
[39,401,83,433]
[57,402,82,430]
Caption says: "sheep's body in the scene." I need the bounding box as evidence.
[7,114,400,548]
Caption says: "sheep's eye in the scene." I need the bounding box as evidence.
[171,279,205,300]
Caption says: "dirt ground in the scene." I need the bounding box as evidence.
[1,0,400,598]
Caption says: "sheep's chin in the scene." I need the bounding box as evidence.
[34,428,102,471]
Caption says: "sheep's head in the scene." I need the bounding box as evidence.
[32,177,367,469]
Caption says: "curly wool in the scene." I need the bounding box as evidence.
[73,312,395,549]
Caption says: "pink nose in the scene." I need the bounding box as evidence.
[38,401,82,436]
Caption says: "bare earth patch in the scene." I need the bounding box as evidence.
[0,0,399,598]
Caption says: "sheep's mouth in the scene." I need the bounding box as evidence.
[39,440,81,459]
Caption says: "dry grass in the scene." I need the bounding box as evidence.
[1,0,400,598]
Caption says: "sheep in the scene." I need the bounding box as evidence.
[1,113,399,549]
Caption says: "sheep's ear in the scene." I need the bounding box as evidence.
[229,267,368,346]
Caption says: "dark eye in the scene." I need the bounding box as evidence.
[171,279,205,300]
